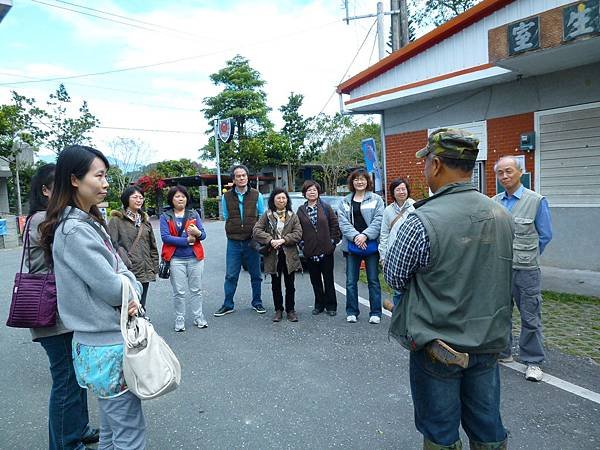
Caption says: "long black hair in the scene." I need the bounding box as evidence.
[268,188,292,212]
[40,145,110,262]
[28,163,56,218]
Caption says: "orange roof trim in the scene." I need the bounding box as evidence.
[337,0,515,95]
[345,63,493,105]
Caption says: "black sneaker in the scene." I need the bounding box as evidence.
[253,305,267,314]
[214,306,234,317]
[81,427,100,445]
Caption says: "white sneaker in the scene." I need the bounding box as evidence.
[194,318,208,329]
[369,316,381,324]
[174,316,185,332]
[346,315,357,323]
[525,365,543,382]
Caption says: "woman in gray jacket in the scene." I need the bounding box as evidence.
[40,145,145,449]
[26,164,98,450]
[338,169,384,324]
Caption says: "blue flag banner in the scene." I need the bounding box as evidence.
[361,138,383,193]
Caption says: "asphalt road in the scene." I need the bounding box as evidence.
[1,219,599,449]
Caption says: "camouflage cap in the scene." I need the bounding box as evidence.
[415,128,480,161]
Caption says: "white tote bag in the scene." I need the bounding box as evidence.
[119,274,181,400]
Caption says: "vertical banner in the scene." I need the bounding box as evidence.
[361,138,383,193]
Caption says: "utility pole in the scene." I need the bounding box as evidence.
[343,1,405,203]
[399,0,409,47]
[376,2,385,60]
[344,1,401,59]
[213,119,222,197]
[391,0,401,51]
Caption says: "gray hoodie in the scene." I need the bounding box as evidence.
[52,206,141,346]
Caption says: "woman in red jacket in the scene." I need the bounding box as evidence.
[159,185,206,332]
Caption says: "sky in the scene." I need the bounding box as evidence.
[0,0,395,166]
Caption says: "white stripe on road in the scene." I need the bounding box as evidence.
[334,282,392,317]
[501,361,600,405]
[333,282,600,405]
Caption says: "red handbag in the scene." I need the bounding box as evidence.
[6,219,57,328]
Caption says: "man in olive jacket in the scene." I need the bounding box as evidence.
[384,129,514,450]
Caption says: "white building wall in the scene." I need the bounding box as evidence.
[350,0,568,100]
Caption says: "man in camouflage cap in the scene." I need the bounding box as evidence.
[415,128,480,161]
[384,128,514,449]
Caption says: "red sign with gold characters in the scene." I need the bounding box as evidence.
[218,118,235,143]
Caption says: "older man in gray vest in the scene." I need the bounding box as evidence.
[493,156,553,382]
[385,129,513,450]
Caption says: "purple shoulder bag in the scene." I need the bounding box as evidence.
[6,219,57,328]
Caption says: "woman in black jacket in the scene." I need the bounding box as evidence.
[296,180,341,316]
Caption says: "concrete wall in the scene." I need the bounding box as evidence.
[384,62,600,135]
[542,207,600,271]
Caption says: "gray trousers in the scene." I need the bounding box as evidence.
[169,257,206,325]
[98,391,146,450]
[507,268,545,364]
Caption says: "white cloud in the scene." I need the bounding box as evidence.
[1,0,384,164]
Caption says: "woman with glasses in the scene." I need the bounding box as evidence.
[338,169,384,324]
[379,178,415,309]
[108,187,159,310]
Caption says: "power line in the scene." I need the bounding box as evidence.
[316,18,377,117]
[98,126,203,135]
[368,28,378,66]
[0,20,339,87]
[47,0,215,39]
[29,0,221,43]
[0,72,201,112]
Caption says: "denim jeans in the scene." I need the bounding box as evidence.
[345,252,381,318]
[169,257,206,325]
[409,349,508,448]
[223,239,262,309]
[39,332,90,450]
[392,289,404,308]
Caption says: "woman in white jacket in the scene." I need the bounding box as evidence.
[379,178,415,307]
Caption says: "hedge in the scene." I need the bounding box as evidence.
[203,198,220,218]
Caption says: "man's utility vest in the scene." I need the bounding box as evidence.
[389,183,514,354]
[224,188,259,241]
[493,187,542,270]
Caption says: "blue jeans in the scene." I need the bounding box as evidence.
[409,349,508,448]
[392,289,404,308]
[39,332,90,450]
[345,252,381,318]
[223,239,263,309]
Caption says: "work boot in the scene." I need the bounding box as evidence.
[287,310,298,322]
[273,310,282,322]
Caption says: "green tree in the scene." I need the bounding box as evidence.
[154,158,202,179]
[306,114,381,195]
[409,0,480,29]
[200,55,272,170]
[44,84,100,155]
[279,92,308,188]
[0,92,46,162]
